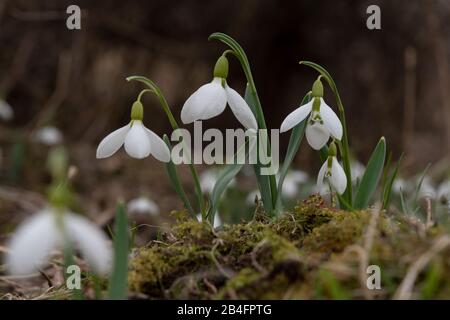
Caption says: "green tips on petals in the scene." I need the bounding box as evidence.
[312,78,324,98]
[130,101,144,120]
[213,55,229,79]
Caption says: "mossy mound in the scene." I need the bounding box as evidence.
[128,195,450,299]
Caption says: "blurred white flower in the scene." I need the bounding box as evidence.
[6,208,111,276]
[96,120,170,161]
[392,177,410,194]
[280,79,342,150]
[246,189,261,205]
[350,160,365,182]
[196,213,222,228]
[0,99,13,121]
[32,126,63,146]
[437,180,450,203]
[418,177,436,199]
[280,170,309,198]
[200,169,236,194]
[127,197,159,216]
[317,156,347,195]
[181,56,257,130]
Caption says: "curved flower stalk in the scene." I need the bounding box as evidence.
[6,208,112,276]
[96,98,170,161]
[280,77,343,150]
[181,55,257,130]
[317,142,347,195]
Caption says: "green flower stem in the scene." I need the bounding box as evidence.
[126,76,206,218]
[299,61,353,206]
[209,32,278,211]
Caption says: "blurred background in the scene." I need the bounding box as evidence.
[0,0,449,234]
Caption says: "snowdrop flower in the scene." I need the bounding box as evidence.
[280,78,342,150]
[392,177,410,194]
[96,101,170,161]
[418,177,436,199]
[246,189,261,205]
[33,126,63,146]
[127,196,159,216]
[6,208,111,276]
[181,55,258,130]
[350,160,365,183]
[437,181,450,203]
[200,168,236,194]
[197,213,222,228]
[317,143,347,195]
[280,170,309,198]
[0,98,13,121]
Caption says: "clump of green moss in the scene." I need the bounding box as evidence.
[128,195,450,299]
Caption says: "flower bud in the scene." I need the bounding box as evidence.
[311,78,324,98]
[130,101,144,120]
[213,55,229,79]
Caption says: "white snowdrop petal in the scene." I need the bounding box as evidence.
[225,86,258,129]
[96,124,130,158]
[0,99,13,121]
[280,100,313,133]
[64,213,112,275]
[124,121,151,159]
[144,127,171,162]
[33,126,64,146]
[127,197,159,216]
[330,157,347,195]
[320,99,343,140]
[6,211,59,275]
[181,78,227,124]
[306,122,330,150]
[316,160,328,191]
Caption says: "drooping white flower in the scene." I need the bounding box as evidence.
[280,79,342,150]
[32,126,63,146]
[97,100,170,161]
[317,156,347,195]
[246,189,261,205]
[199,168,236,194]
[437,181,450,203]
[0,99,13,121]
[392,177,410,194]
[418,177,436,199]
[196,213,222,228]
[127,197,159,216]
[350,160,365,183]
[280,170,309,198]
[6,208,112,276]
[181,56,258,130]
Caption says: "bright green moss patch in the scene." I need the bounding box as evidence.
[128,195,450,299]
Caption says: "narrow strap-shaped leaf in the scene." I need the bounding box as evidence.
[162,135,196,217]
[382,153,403,210]
[207,137,256,221]
[275,92,311,214]
[353,137,386,209]
[108,202,129,300]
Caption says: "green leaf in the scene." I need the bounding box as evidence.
[208,137,256,221]
[162,135,196,217]
[108,202,129,300]
[382,153,403,210]
[353,137,386,209]
[275,92,311,214]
